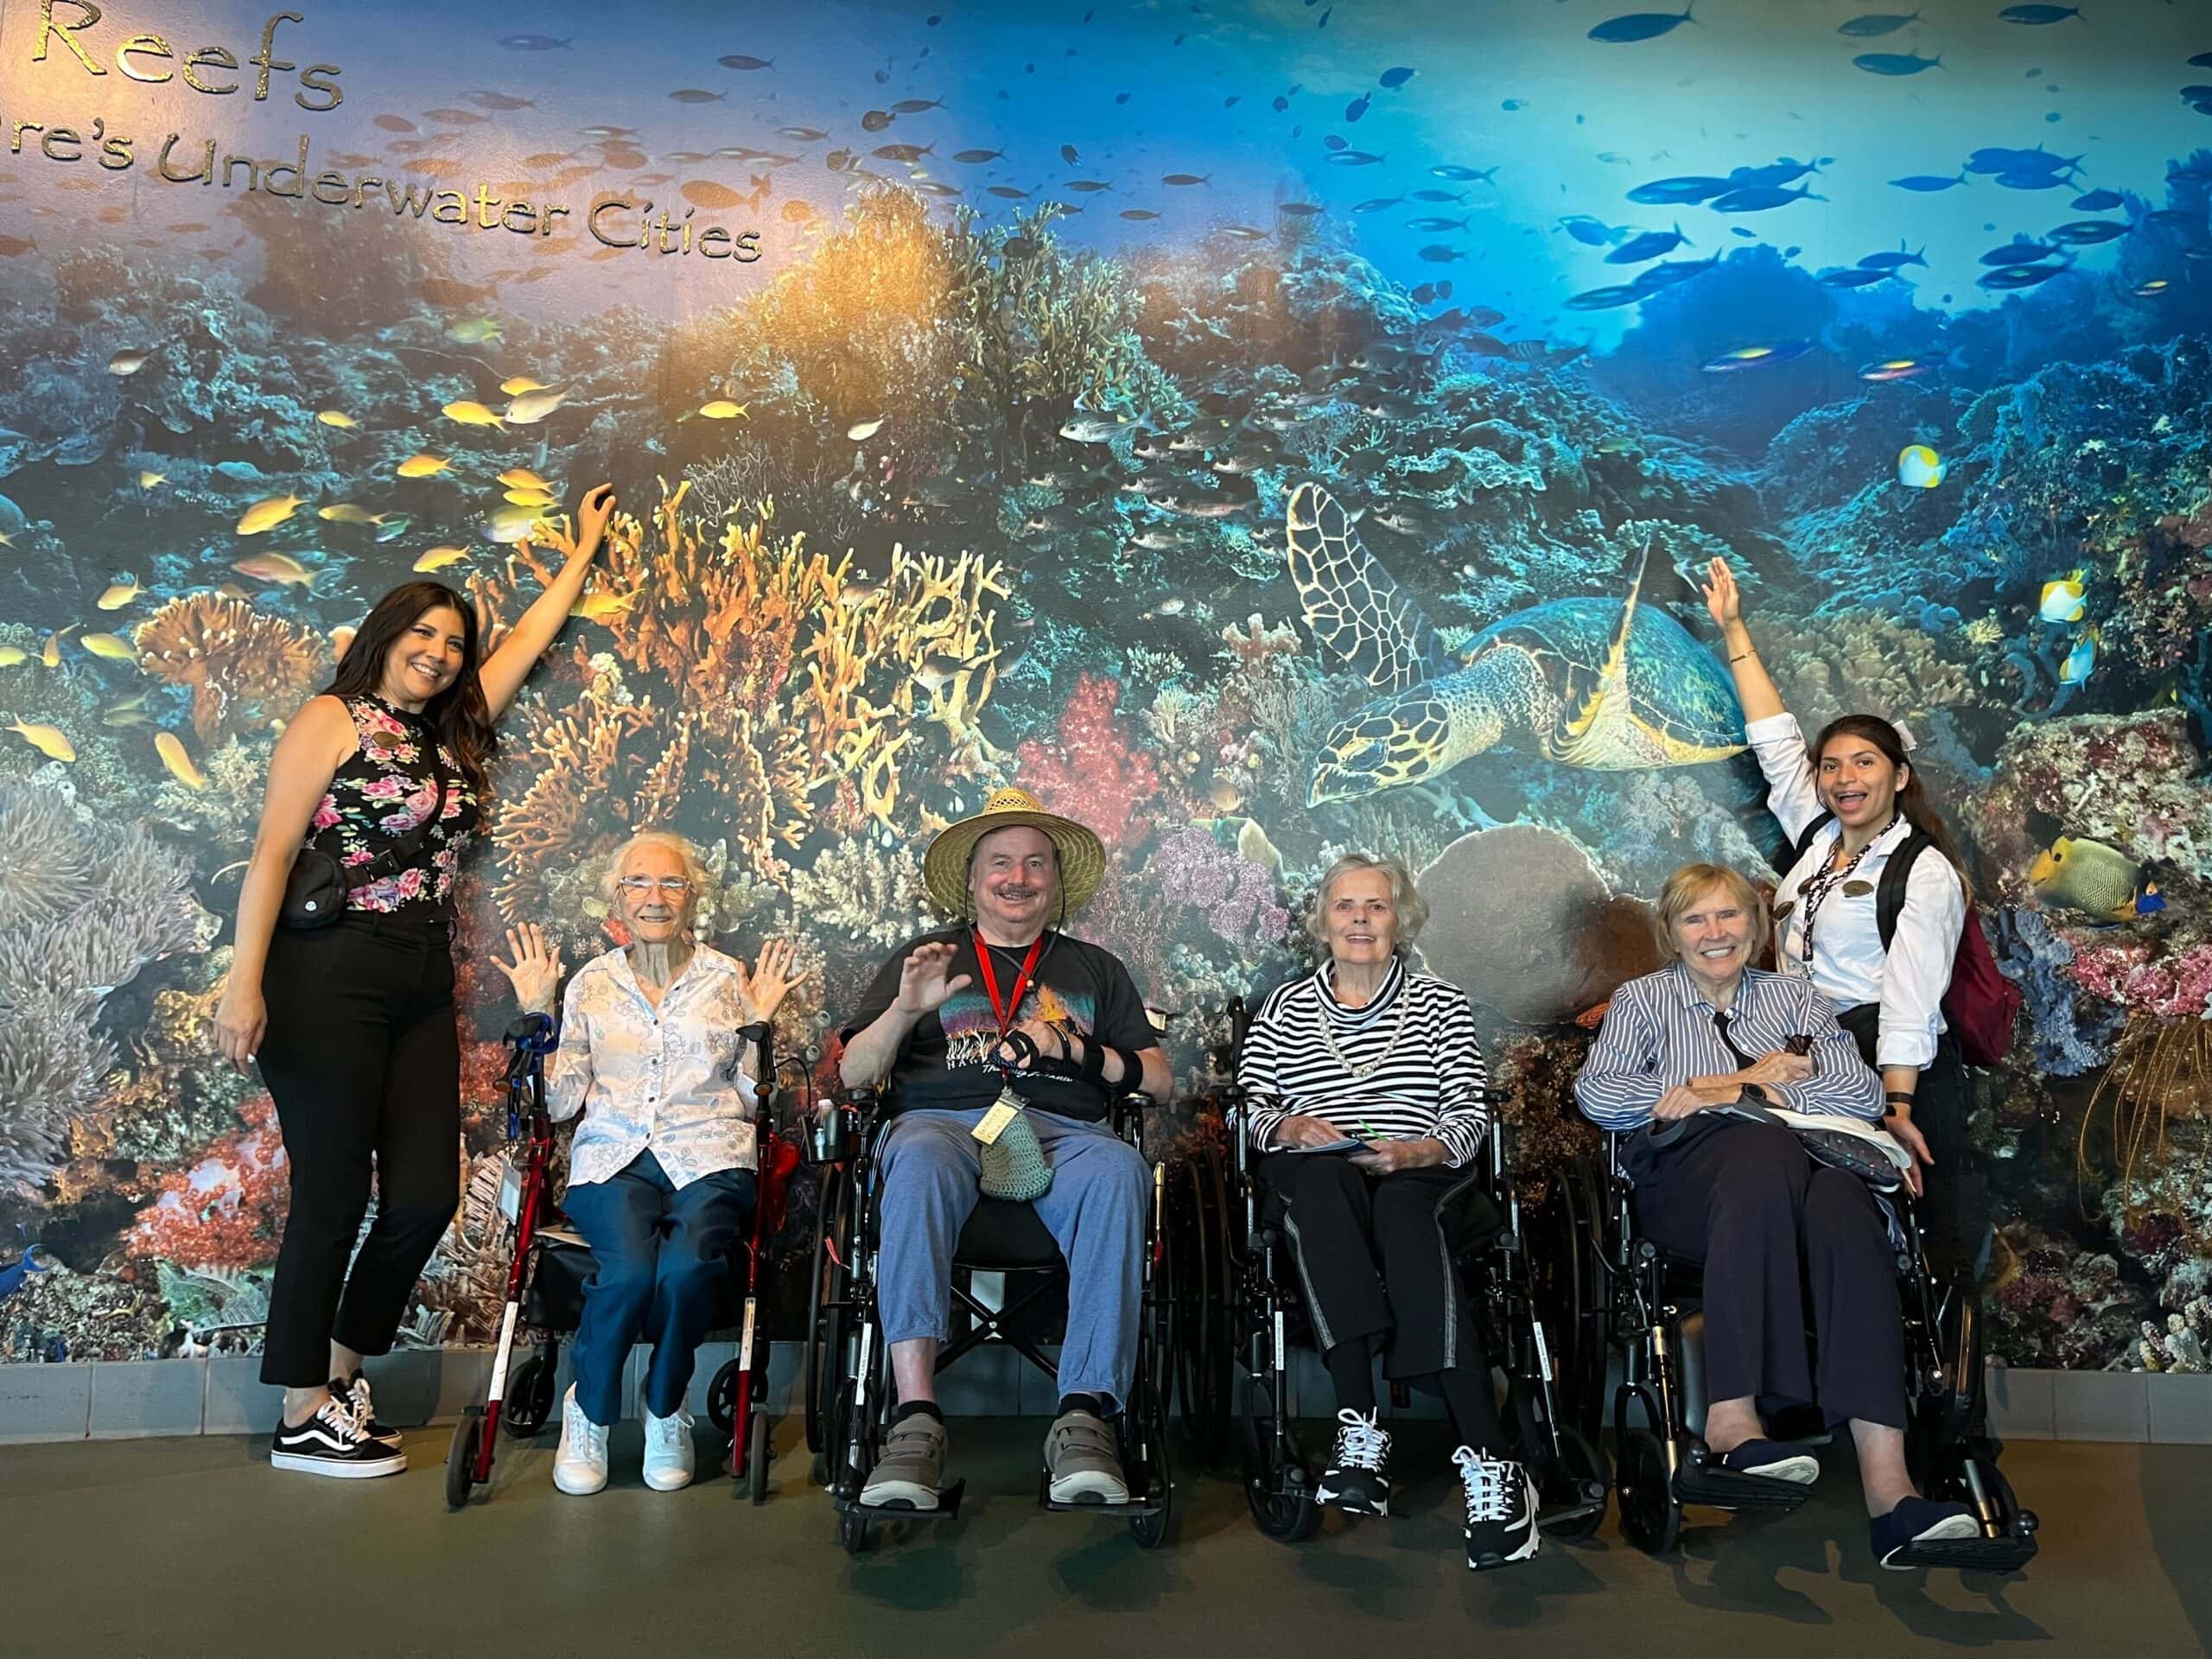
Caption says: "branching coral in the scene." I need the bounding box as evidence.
[133,594,329,743]
[785,838,926,947]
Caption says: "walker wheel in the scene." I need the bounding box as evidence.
[748,1408,771,1505]
[445,1415,480,1510]
[501,1356,556,1440]
[707,1359,741,1436]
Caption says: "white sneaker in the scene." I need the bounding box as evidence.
[642,1404,696,1492]
[554,1386,610,1496]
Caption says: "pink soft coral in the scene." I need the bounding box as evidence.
[1014,673,1164,852]
[128,1094,289,1270]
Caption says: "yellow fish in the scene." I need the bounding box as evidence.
[7,721,74,762]
[2038,573,2087,624]
[101,704,151,728]
[569,589,640,622]
[315,410,359,429]
[232,551,319,588]
[689,399,748,421]
[317,503,382,525]
[79,632,138,663]
[155,730,208,789]
[503,488,556,507]
[397,454,453,478]
[499,376,549,395]
[41,626,74,667]
[497,467,550,491]
[504,389,566,424]
[413,546,471,572]
[0,646,27,667]
[236,493,303,535]
[442,399,506,429]
[485,505,550,543]
[137,470,165,490]
[96,574,139,610]
[445,318,503,343]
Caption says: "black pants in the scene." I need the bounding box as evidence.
[1260,1153,1484,1384]
[1631,1117,1906,1430]
[1836,1005,1990,1285]
[257,911,460,1387]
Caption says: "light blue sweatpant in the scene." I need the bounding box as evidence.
[874,1105,1148,1409]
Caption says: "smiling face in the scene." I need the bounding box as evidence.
[614,838,696,946]
[1321,864,1398,967]
[1670,881,1755,988]
[1817,732,1907,832]
[377,602,467,709]
[969,824,1058,940]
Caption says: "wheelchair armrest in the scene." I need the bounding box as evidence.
[1109,1090,1154,1143]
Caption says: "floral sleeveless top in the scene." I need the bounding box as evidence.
[303,695,480,913]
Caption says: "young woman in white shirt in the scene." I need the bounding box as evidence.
[493,831,804,1495]
[1700,558,1987,1281]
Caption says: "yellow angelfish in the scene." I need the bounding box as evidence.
[236,493,304,535]
[155,730,207,790]
[7,720,75,762]
[2038,571,2087,625]
[442,399,507,429]
[316,410,360,429]
[0,646,27,667]
[79,632,138,663]
[499,376,549,396]
[397,454,453,478]
[2029,835,2144,919]
[97,574,139,610]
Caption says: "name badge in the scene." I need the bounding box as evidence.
[498,1156,523,1223]
[1772,901,1796,925]
[973,1090,1024,1147]
[1843,880,1875,898]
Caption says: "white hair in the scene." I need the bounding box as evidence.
[599,830,715,919]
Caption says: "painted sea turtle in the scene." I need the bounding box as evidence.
[1285,481,1746,804]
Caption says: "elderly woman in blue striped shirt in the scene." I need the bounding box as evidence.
[1573,861,1980,1567]
[1238,853,1535,1573]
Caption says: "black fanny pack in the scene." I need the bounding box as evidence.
[280,759,450,930]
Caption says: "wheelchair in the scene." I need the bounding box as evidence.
[1546,1126,2039,1568]
[804,1087,1176,1554]
[442,1014,803,1509]
[1170,999,1610,1545]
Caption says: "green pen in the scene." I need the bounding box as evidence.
[1355,1118,1384,1142]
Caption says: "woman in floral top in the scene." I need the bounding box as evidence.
[214,484,622,1481]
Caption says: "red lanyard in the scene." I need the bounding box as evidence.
[972,930,1045,1039]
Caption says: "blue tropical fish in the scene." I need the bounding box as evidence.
[1588,3,1696,44]
[1854,51,1942,74]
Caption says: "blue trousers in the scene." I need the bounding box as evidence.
[875,1106,1149,1408]
[563,1151,755,1425]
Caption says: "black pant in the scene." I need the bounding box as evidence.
[257,911,460,1387]
[1260,1153,1484,1384]
[1631,1117,1906,1430]
[1836,1005,1990,1285]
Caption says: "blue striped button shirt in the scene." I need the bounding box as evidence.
[1573,961,1885,1134]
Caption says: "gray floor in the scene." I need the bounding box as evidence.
[5,1418,2204,1657]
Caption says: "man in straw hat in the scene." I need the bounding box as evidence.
[839,787,1170,1512]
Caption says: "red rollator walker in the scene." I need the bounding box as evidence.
[444,1013,802,1508]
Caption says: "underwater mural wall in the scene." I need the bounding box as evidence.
[0,0,2209,1375]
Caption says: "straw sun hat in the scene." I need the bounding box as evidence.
[922,786,1107,918]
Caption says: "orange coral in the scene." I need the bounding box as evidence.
[133,595,328,742]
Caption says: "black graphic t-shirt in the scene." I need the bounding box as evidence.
[842,928,1155,1122]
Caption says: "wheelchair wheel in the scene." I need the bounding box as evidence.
[1545,1425,1611,1543]
[501,1352,558,1440]
[1167,1150,1234,1461]
[1530,1154,1609,1448]
[747,1408,771,1505]
[804,1164,851,1456]
[445,1414,480,1510]
[706,1358,741,1436]
[1615,1427,1680,1555]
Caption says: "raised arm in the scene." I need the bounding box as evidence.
[1700,556,1785,724]
[212,696,357,1071]
[476,484,618,721]
[1703,556,1827,844]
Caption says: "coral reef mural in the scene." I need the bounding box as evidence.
[1,0,2209,1372]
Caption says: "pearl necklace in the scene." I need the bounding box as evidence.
[1313,976,1408,1080]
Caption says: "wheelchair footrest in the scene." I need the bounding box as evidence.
[834,1479,966,1521]
[1887,1532,2038,1573]
[1673,1456,1815,1512]
[1537,1498,1605,1535]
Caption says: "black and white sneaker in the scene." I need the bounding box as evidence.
[1317,1408,1392,1516]
[342,1372,403,1449]
[1454,1446,1538,1570]
[270,1395,407,1479]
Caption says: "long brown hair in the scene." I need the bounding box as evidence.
[325,582,494,803]
[1810,715,1972,907]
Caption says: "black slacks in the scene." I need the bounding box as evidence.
[1631,1117,1907,1430]
[257,910,461,1387]
[1259,1152,1484,1381]
[1836,1005,1989,1285]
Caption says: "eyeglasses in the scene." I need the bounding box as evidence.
[616,877,693,898]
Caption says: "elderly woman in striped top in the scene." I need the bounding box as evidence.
[1237,854,1535,1573]
[1573,861,1981,1568]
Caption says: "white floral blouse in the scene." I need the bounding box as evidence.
[547,944,761,1191]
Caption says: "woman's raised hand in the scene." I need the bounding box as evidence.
[491,923,565,1015]
[1700,556,1743,632]
[575,484,617,554]
[738,938,810,1022]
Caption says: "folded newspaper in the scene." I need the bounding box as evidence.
[1705,1101,1914,1191]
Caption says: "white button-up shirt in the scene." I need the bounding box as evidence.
[547,944,760,1191]
[1745,713,1967,1071]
